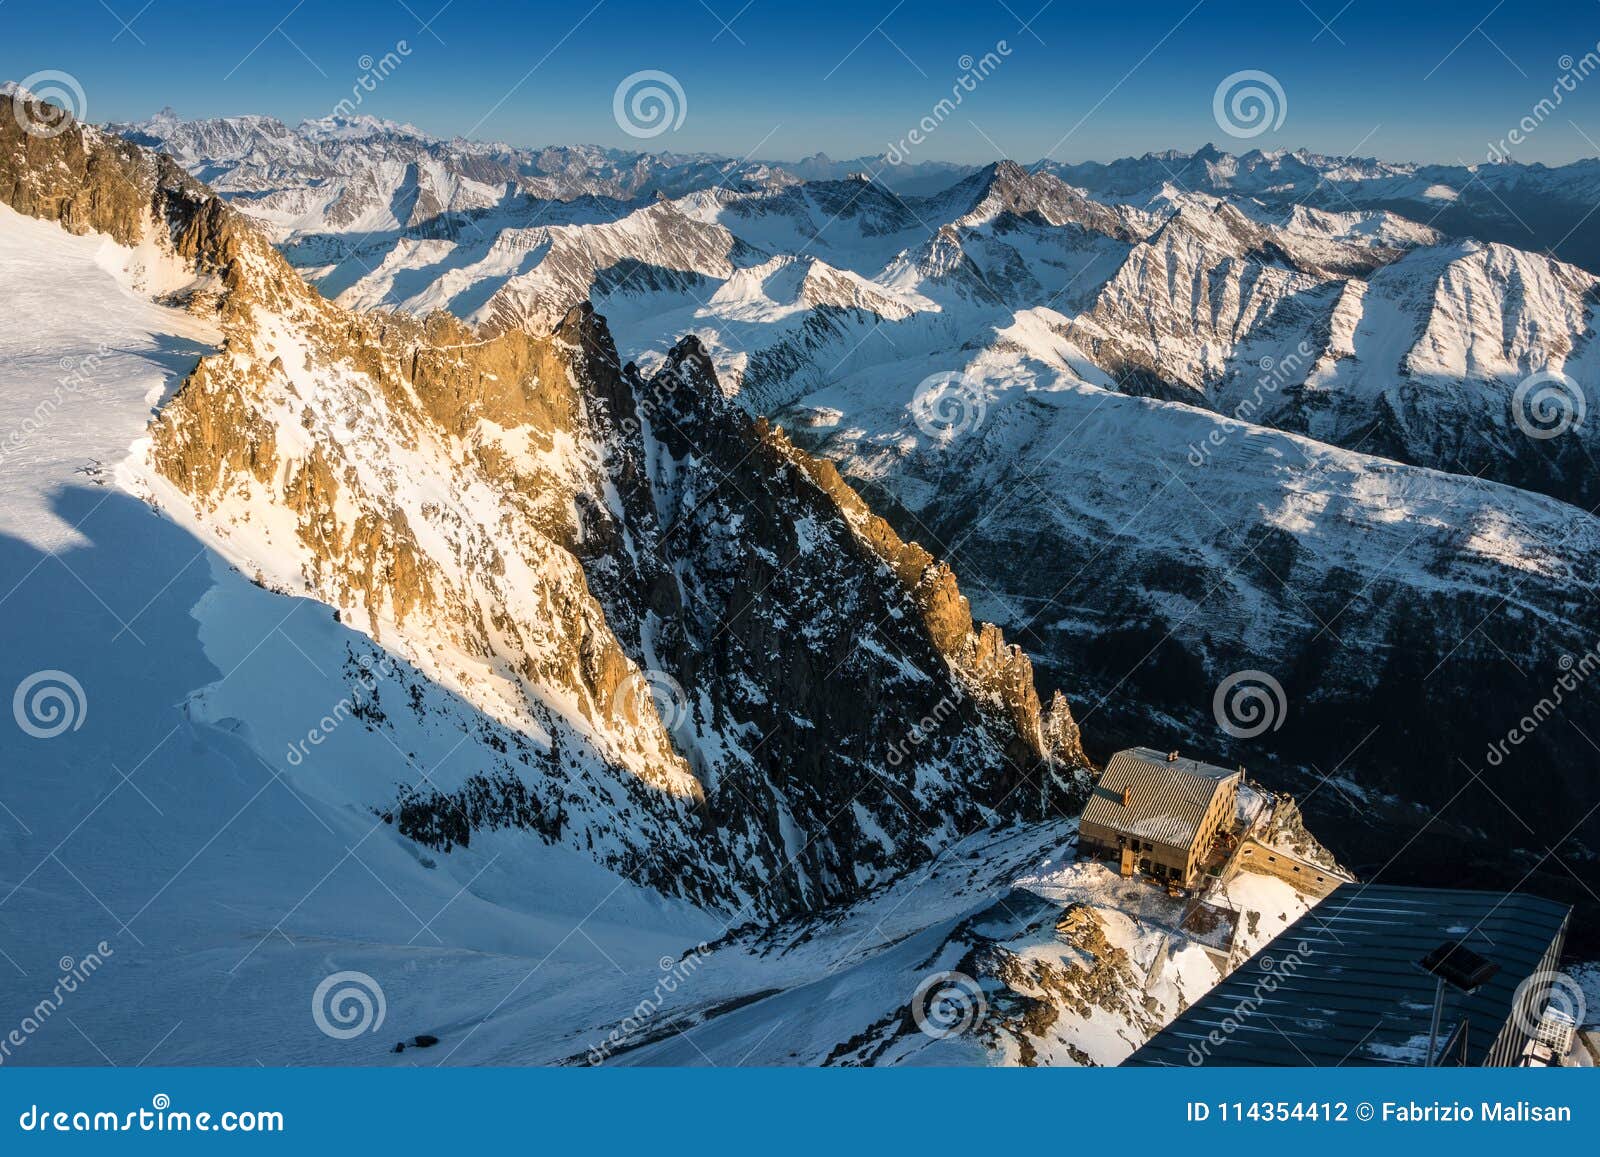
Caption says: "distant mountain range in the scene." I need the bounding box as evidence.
[116,110,1600,270]
[115,108,978,204]
[104,110,1600,944]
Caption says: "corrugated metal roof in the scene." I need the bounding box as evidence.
[1079,747,1239,850]
[1124,884,1571,1067]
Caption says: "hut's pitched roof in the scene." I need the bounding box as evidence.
[1080,747,1239,850]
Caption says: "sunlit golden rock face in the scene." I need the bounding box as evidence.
[1,93,1090,916]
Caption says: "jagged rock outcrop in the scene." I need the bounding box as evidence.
[768,415,1085,775]
[1,91,248,283]
[1,94,1089,918]
[593,333,1091,907]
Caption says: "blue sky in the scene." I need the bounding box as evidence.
[5,0,1600,164]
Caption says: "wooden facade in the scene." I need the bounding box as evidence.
[1079,748,1240,886]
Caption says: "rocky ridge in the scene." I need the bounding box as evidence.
[2,92,1089,918]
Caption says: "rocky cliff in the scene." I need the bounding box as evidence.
[1,93,1088,918]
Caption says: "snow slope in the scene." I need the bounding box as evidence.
[0,191,718,1066]
[608,825,1315,1068]
[0,204,216,552]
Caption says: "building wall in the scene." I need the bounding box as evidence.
[1080,776,1239,885]
[1484,911,1570,1067]
[1079,820,1188,874]
[1185,780,1236,880]
[1229,840,1341,896]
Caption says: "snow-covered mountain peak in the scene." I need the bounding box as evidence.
[298,113,429,141]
